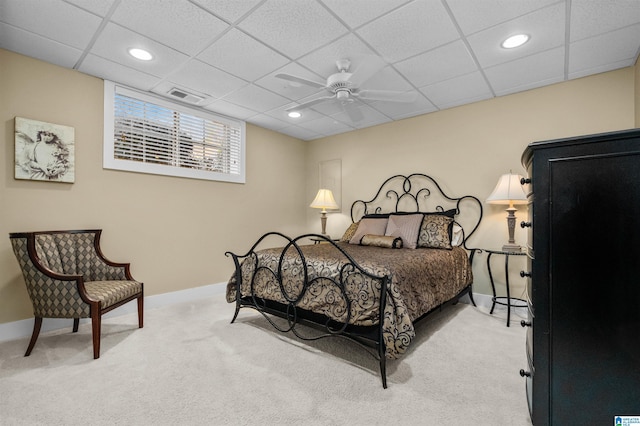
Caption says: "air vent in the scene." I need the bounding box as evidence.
[167,88,205,104]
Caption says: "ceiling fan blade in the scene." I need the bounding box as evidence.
[356,89,417,103]
[348,55,387,87]
[275,73,326,89]
[342,101,364,122]
[286,94,336,112]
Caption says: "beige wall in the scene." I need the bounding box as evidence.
[0,49,308,324]
[306,67,636,296]
[1,47,638,325]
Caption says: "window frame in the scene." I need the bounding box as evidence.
[103,81,246,184]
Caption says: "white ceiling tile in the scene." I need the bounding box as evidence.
[278,125,323,140]
[79,54,162,90]
[296,116,354,135]
[197,29,289,82]
[204,99,259,120]
[90,23,190,78]
[467,2,565,68]
[238,0,348,59]
[110,0,228,55]
[485,47,565,96]
[420,71,493,109]
[570,0,640,41]
[297,34,377,77]
[254,62,326,101]
[265,105,326,124]
[223,84,291,112]
[369,93,437,119]
[394,40,477,88]
[359,65,413,92]
[330,103,391,128]
[445,0,558,35]
[0,23,82,68]
[356,0,459,62]
[321,0,411,29]
[0,0,102,49]
[163,59,247,98]
[2,0,639,140]
[569,24,640,77]
[191,0,263,23]
[308,99,345,116]
[64,0,116,17]
[247,114,291,132]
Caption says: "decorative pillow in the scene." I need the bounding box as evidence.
[384,213,423,249]
[360,234,403,248]
[349,218,389,244]
[418,214,454,249]
[340,221,360,242]
[451,223,464,246]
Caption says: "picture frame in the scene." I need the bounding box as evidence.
[319,159,342,212]
[14,117,75,183]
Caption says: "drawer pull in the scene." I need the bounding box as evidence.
[521,320,532,328]
[520,177,531,185]
[520,221,532,228]
[520,270,532,278]
[520,369,531,378]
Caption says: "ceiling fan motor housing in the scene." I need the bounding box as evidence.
[327,72,353,95]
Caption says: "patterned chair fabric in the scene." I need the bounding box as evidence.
[10,229,144,359]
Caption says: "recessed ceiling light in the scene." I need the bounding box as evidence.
[288,111,301,118]
[128,48,153,61]
[501,34,529,49]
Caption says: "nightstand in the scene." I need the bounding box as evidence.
[485,248,527,326]
[310,237,339,244]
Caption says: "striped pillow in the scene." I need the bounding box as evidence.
[384,213,423,249]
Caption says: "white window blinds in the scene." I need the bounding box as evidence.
[104,82,245,183]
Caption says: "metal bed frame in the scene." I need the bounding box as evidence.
[225,173,483,388]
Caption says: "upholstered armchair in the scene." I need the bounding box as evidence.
[10,229,143,359]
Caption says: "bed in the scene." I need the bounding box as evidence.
[225,173,483,388]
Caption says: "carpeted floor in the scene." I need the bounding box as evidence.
[0,296,532,425]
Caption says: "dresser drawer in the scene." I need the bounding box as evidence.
[525,304,533,359]
[524,354,534,419]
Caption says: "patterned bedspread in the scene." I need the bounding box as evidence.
[226,242,472,359]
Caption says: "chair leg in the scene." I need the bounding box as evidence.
[91,304,101,359]
[137,294,144,328]
[73,318,80,332]
[25,317,43,357]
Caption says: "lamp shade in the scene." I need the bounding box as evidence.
[486,173,527,205]
[310,189,339,211]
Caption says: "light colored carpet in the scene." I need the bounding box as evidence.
[0,296,532,425]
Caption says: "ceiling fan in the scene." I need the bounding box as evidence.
[275,56,417,122]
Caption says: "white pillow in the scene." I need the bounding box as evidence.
[451,224,463,246]
[349,218,388,244]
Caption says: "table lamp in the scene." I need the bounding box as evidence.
[486,172,528,252]
[310,189,339,236]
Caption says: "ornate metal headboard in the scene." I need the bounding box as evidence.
[350,173,483,249]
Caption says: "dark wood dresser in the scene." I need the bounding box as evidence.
[520,129,640,425]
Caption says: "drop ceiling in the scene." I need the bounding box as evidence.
[2,0,640,141]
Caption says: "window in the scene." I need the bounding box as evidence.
[104,82,245,183]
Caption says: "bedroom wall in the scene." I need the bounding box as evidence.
[306,67,636,297]
[0,49,307,325]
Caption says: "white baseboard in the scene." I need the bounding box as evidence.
[0,282,227,343]
[1,285,526,343]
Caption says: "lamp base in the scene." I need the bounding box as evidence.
[502,243,522,252]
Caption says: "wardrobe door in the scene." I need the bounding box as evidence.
[548,150,640,424]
